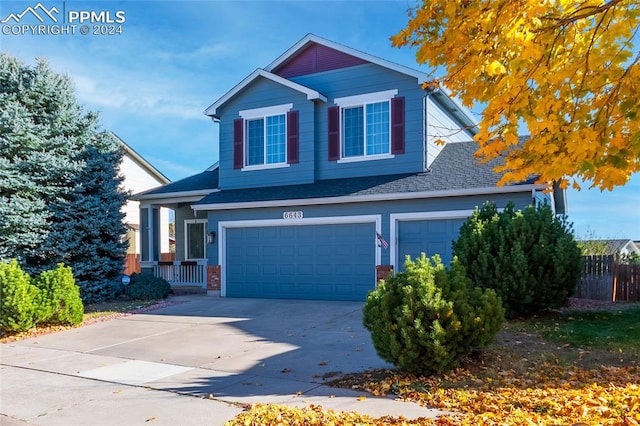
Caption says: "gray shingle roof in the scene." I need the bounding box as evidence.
[135,169,219,197]
[194,141,535,206]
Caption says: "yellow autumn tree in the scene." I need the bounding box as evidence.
[393,0,640,190]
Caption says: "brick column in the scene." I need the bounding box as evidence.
[376,265,394,285]
[206,265,221,294]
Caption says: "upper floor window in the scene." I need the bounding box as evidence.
[234,103,299,170]
[329,90,404,162]
[343,101,390,157]
[246,114,286,165]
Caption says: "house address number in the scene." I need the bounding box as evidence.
[283,211,303,219]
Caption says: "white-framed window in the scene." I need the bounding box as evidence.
[239,103,292,169]
[334,90,397,162]
[185,219,207,260]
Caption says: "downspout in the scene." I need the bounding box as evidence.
[423,93,430,173]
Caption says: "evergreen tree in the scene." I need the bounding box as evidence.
[0,54,128,302]
[0,55,84,263]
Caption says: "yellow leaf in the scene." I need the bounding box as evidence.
[486,60,507,76]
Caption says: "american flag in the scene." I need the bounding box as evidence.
[376,232,389,249]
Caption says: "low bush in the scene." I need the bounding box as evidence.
[453,202,582,318]
[125,273,171,300]
[0,260,40,332]
[363,254,504,375]
[34,264,84,326]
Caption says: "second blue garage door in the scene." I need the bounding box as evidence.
[225,222,376,301]
[396,218,467,269]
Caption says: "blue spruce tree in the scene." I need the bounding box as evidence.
[0,54,128,302]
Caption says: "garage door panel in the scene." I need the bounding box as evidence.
[226,223,375,301]
[315,244,333,256]
[397,218,467,269]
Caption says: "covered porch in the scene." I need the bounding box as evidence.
[132,166,220,294]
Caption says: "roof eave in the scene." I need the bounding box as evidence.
[430,89,479,136]
[265,33,428,83]
[192,184,541,211]
[108,132,171,184]
[132,188,219,202]
[204,69,327,118]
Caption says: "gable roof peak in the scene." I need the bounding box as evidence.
[203,68,327,118]
[265,33,428,83]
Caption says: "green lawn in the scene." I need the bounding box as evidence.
[520,305,640,354]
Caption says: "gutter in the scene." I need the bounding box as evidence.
[132,188,219,202]
[191,184,542,211]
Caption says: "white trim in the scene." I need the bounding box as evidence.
[184,218,208,261]
[204,69,327,117]
[265,34,427,83]
[337,154,394,164]
[218,214,381,297]
[239,103,293,120]
[241,163,290,172]
[192,184,541,211]
[389,210,475,271]
[334,90,396,160]
[242,107,289,168]
[136,189,217,204]
[334,89,398,107]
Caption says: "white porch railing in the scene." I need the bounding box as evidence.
[153,260,207,288]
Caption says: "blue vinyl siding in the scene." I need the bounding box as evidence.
[209,191,533,267]
[225,222,375,301]
[291,63,427,180]
[218,78,315,190]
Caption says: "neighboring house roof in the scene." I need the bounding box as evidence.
[203,33,477,132]
[192,142,537,211]
[109,132,170,185]
[204,69,328,118]
[133,167,219,200]
[580,239,640,256]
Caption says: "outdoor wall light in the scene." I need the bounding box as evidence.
[207,231,216,245]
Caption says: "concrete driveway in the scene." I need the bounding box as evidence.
[1,296,442,425]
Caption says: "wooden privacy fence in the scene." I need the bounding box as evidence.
[123,253,175,276]
[577,255,640,301]
[124,254,140,275]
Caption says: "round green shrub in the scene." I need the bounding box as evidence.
[0,260,40,332]
[125,273,171,300]
[453,202,582,318]
[363,254,504,376]
[34,263,84,326]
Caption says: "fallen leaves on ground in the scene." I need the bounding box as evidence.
[333,363,640,425]
[227,313,640,426]
[227,364,639,426]
[224,403,432,426]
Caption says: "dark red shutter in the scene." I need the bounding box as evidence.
[287,110,299,164]
[233,118,244,169]
[328,106,340,161]
[391,96,405,154]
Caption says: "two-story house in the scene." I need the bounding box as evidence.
[134,34,559,301]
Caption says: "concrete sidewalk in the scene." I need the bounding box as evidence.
[1,296,443,425]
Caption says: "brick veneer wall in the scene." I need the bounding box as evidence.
[376,265,394,284]
[207,265,221,291]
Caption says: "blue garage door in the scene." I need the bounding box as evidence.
[225,222,376,301]
[397,218,467,269]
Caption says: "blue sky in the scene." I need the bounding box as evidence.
[1,0,638,240]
